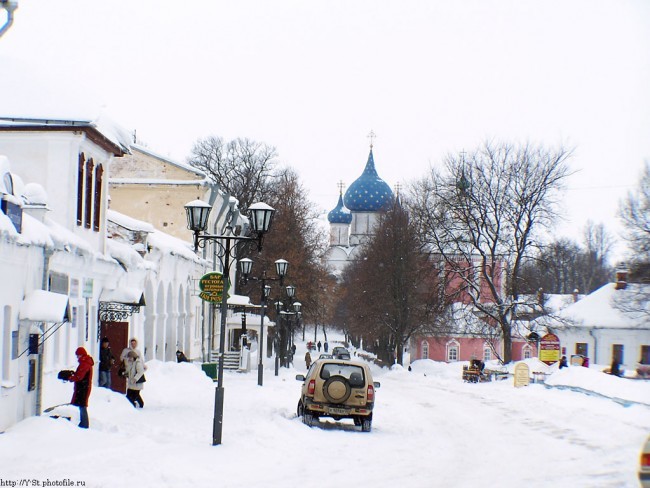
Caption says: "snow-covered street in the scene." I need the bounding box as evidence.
[1,346,649,488]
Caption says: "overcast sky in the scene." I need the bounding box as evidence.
[1,0,649,261]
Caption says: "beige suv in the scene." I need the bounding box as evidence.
[295,359,380,432]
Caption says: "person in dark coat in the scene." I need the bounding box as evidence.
[68,346,94,428]
[305,351,312,370]
[559,356,568,369]
[317,341,322,352]
[176,350,189,363]
[98,337,115,388]
[610,360,622,377]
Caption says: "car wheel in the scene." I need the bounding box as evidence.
[353,416,361,426]
[297,401,304,418]
[322,376,352,404]
[303,412,315,427]
[361,418,372,432]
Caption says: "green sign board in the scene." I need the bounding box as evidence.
[199,272,227,303]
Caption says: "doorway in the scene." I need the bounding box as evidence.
[100,321,128,393]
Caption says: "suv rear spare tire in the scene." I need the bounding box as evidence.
[322,376,352,404]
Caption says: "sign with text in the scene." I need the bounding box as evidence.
[199,272,226,303]
[513,362,530,388]
[539,333,561,365]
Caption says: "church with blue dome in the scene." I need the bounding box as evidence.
[325,143,394,274]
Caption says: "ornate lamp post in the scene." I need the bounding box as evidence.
[276,287,301,368]
[185,199,275,446]
[239,257,288,386]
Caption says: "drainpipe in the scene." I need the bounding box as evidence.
[589,328,598,365]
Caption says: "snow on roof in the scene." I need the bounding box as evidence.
[130,144,205,177]
[110,178,208,186]
[147,229,199,262]
[107,209,155,233]
[537,283,649,330]
[106,239,146,271]
[19,290,70,323]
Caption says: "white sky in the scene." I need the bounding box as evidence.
[1,335,649,486]
[1,0,649,260]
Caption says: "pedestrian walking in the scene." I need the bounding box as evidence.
[98,337,115,388]
[125,350,146,408]
[317,341,322,352]
[559,356,568,369]
[67,347,94,428]
[323,341,328,353]
[305,351,312,370]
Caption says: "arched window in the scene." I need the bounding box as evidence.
[421,340,429,360]
[522,344,532,359]
[84,158,94,229]
[76,153,85,226]
[93,164,103,232]
[446,340,460,362]
[483,344,492,362]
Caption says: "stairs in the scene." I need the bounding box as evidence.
[209,350,241,370]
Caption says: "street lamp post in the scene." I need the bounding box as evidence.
[239,258,288,386]
[185,199,275,446]
[276,288,301,368]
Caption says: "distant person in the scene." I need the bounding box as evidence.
[610,360,622,377]
[121,337,146,373]
[317,341,322,352]
[291,344,296,356]
[176,350,189,363]
[67,347,94,428]
[98,337,115,388]
[559,356,568,369]
[305,351,312,370]
[323,341,328,353]
[125,350,146,408]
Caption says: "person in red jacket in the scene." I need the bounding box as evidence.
[68,346,94,429]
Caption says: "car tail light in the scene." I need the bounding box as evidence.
[308,379,315,395]
[367,384,374,402]
[642,452,650,467]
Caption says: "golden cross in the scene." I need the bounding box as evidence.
[337,180,346,194]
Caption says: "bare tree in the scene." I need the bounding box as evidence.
[188,136,278,212]
[519,222,614,295]
[409,141,572,364]
[619,161,650,282]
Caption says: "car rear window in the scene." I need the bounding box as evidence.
[320,363,365,387]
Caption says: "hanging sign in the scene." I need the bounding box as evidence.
[539,333,561,365]
[199,272,226,303]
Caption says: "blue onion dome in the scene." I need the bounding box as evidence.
[343,149,394,211]
[328,192,353,224]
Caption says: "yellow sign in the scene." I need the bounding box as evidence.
[199,272,226,303]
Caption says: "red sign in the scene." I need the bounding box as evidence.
[539,333,561,365]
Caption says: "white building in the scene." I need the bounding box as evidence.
[535,269,650,371]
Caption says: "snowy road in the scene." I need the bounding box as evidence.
[1,358,649,488]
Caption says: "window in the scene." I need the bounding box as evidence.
[483,345,492,362]
[422,341,429,360]
[446,340,459,362]
[76,153,84,226]
[576,343,588,357]
[11,330,19,359]
[93,164,103,232]
[84,158,94,229]
[612,344,624,364]
[48,272,69,294]
[522,345,532,359]
[640,345,650,365]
